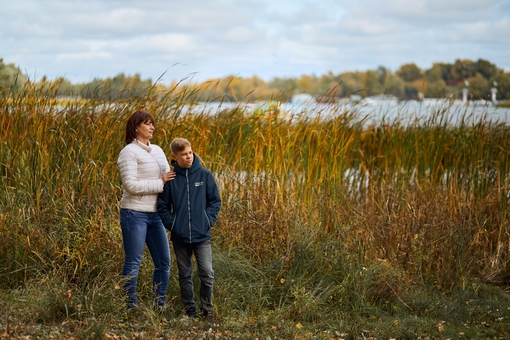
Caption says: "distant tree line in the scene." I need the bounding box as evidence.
[1,57,509,102]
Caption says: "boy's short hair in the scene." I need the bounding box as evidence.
[171,138,192,154]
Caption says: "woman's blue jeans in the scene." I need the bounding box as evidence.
[173,240,214,317]
[120,208,170,308]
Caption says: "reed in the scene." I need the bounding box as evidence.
[1,81,509,338]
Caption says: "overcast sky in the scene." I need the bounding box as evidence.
[2,0,509,85]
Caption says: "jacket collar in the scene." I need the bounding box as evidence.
[132,139,152,152]
[172,153,202,174]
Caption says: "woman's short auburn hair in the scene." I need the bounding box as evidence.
[125,111,155,144]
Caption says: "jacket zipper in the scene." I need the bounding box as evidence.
[186,169,192,243]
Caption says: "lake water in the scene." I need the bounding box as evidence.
[185,98,510,127]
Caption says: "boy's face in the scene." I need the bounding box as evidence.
[173,146,194,168]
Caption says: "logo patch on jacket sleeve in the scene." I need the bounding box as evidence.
[195,181,204,187]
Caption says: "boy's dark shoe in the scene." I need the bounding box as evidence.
[185,307,197,318]
[200,310,216,322]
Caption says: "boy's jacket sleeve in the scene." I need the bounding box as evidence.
[157,183,174,230]
[206,172,221,226]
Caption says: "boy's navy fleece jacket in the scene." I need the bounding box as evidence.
[157,154,221,244]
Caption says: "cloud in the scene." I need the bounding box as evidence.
[1,0,508,83]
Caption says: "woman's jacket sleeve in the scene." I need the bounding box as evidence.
[118,150,165,195]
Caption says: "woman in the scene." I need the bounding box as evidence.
[117,110,175,309]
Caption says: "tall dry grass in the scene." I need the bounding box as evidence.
[1,81,509,336]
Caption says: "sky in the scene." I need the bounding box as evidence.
[2,0,510,85]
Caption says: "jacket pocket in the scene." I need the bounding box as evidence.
[203,210,212,229]
[170,215,176,232]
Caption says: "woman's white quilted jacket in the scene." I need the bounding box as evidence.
[117,140,170,212]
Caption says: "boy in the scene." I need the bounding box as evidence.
[157,138,221,319]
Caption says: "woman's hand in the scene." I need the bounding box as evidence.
[162,171,176,183]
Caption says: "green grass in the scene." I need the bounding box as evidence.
[1,81,509,338]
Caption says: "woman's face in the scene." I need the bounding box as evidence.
[136,120,154,141]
